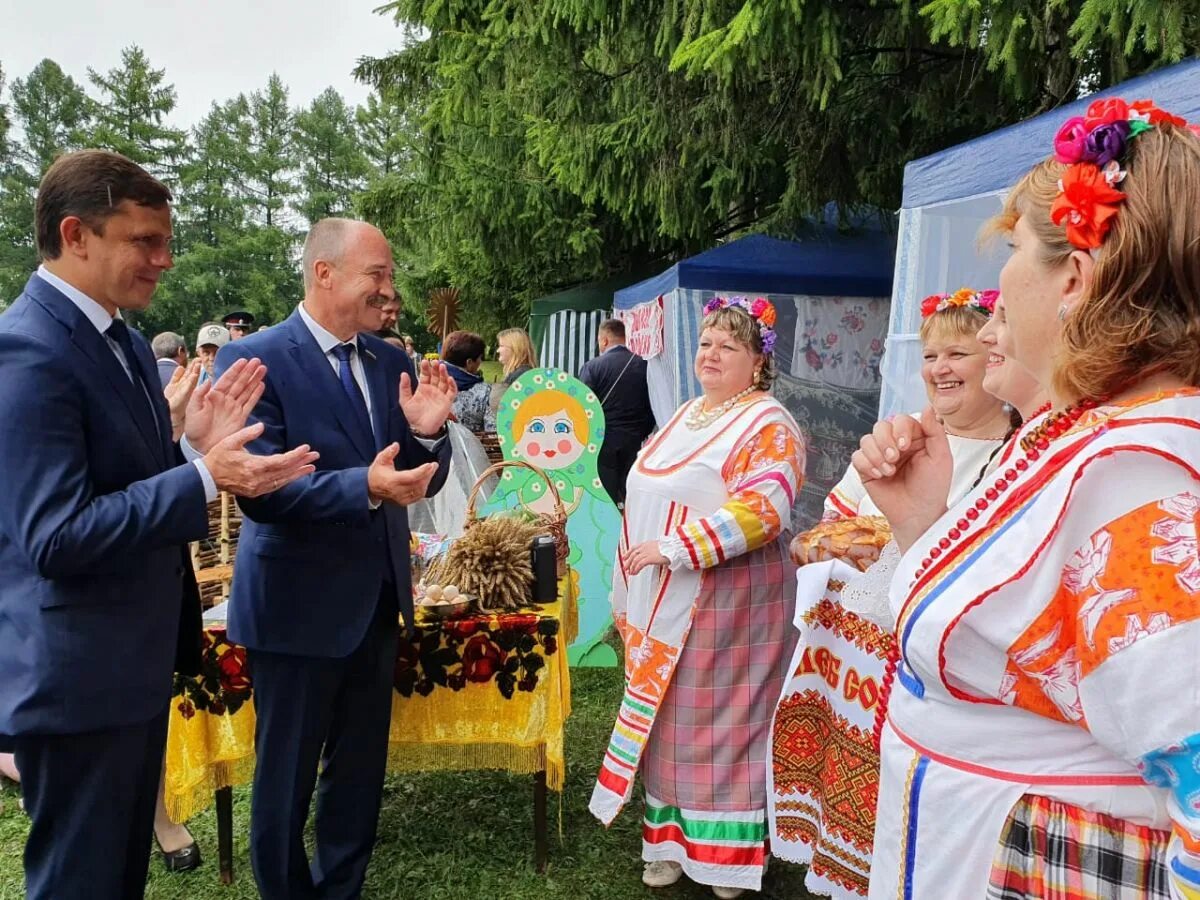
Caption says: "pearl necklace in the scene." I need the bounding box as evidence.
[684,386,756,430]
[870,396,1100,751]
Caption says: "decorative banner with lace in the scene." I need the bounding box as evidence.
[767,561,893,899]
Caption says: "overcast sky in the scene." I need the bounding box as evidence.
[4,0,410,128]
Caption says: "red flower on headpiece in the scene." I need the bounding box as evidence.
[1050,164,1126,250]
[920,294,944,318]
[1083,97,1130,130]
[1130,99,1186,128]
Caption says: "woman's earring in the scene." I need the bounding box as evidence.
[1057,304,1069,321]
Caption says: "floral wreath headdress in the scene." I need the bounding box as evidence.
[920,287,998,319]
[1050,97,1189,249]
[702,295,778,354]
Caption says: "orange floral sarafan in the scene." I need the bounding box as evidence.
[1050,164,1126,250]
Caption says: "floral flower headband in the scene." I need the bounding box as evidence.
[1050,97,1188,249]
[920,288,998,319]
[702,295,778,354]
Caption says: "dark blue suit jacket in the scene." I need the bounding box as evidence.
[578,345,656,444]
[0,275,209,738]
[216,310,450,659]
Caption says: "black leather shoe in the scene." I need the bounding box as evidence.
[157,840,202,873]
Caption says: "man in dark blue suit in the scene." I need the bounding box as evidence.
[578,318,657,506]
[216,217,456,900]
[0,150,319,900]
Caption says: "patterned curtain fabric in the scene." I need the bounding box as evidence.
[657,288,889,530]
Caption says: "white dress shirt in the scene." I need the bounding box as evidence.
[36,266,217,501]
[296,303,443,510]
[298,302,377,434]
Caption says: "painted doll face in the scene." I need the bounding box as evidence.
[519,411,585,469]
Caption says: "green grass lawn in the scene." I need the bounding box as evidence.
[0,654,817,899]
[480,358,503,383]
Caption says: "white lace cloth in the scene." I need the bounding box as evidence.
[838,540,901,629]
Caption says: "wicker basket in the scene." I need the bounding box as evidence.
[465,460,568,577]
[190,492,241,610]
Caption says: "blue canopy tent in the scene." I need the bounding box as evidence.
[614,230,896,527]
[881,58,1200,416]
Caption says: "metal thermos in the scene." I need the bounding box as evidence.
[531,535,557,603]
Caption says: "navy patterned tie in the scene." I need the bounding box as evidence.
[331,342,373,439]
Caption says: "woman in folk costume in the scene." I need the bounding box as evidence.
[855,97,1200,899]
[589,297,805,898]
[772,290,1044,898]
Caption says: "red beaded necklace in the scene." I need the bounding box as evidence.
[870,396,1101,750]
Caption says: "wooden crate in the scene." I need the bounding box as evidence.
[190,493,241,610]
[476,431,504,465]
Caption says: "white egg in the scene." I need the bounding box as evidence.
[442,585,460,600]
[426,585,444,600]
[436,598,451,606]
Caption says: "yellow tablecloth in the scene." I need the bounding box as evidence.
[165,579,577,823]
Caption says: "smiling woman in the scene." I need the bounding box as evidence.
[917,299,1011,440]
[775,286,1013,900]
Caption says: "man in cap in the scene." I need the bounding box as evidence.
[222,311,255,340]
[196,322,229,382]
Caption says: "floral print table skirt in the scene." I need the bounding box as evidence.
[164,583,577,823]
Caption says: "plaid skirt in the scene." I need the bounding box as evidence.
[986,794,1171,899]
[641,538,797,811]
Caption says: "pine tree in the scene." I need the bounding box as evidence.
[176,97,252,247]
[355,0,1200,331]
[0,63,10,165]
[293,87,370,224]
[10,59,90,177]
[84,45,188,184]
[357,90,412,176]
[244,75,297,228]
[148,226,301,339]
[0,59,92,301]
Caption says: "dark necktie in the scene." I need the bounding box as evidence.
[106,318,161,440]
[331,342,373,439]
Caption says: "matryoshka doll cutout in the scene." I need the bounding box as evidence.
[482,368,620,667]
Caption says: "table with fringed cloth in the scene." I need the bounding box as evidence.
[164,574,578,883]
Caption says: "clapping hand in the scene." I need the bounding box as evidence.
[185,357,268,453]
[191,357,321,498]
[204,422,320,497]
[367,443,438,506]
[164,360,202,441]
[852,407,953,552]
[399,359,456,437]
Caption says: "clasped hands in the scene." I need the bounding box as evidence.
[184,359,319,497]
[366,360,456,506]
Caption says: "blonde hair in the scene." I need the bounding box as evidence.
[988,123,1200,399]
[918,305,990,345]
[511,389,589,446]
[497,328,538,376]
[700,306,775,390]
